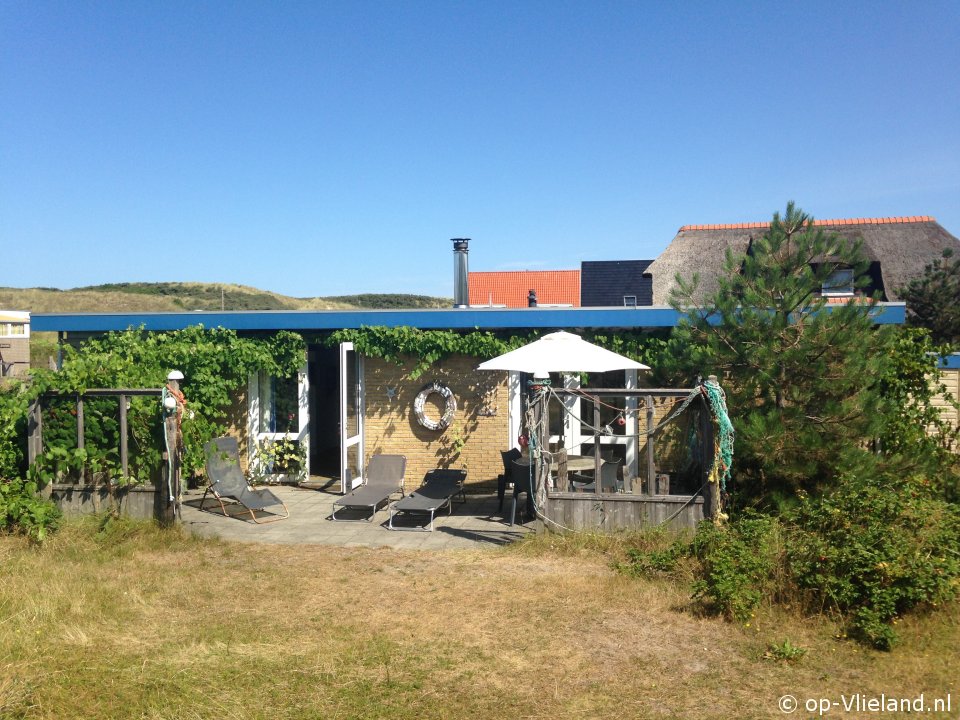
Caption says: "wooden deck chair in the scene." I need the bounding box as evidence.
[201,437,289,523]
[387,469,466,532]
[331,454,407,521]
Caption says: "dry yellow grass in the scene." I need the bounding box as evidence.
[0,520,957,719]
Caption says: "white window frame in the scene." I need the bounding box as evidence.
[507,369,639,484]
[822,267,855,297]
[247,365,310,476]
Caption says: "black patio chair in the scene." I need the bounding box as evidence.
[388,469,467,532]
[497,448,522,512]
[201,437,289,523]
[331,454,407,521]
[508,459,536,526]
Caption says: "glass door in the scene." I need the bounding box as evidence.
[338,342,364,493]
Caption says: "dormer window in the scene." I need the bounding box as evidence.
[623,295,637,307]
[822,267,854,296]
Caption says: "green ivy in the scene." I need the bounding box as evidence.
[2,326,305,493]
[325,326,669,380]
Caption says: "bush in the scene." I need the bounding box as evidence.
[785,471,960,650]
[0,478,61,542]
[689,514,784,622]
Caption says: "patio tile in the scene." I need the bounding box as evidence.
[180,486,534,549]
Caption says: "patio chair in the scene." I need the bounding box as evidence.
[570,459,623,493]
[331,454,407,522]
[508,459,536,526]
[497,448,522,512]
[388,468,467,532]
[201,437,289,523]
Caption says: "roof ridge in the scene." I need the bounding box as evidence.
[678,216,937,232]
[469,269,580,275]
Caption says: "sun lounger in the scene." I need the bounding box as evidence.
[201,437,289,523]
[387,468,467,532]
[331,454,407,521]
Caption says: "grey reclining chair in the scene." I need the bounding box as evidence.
[388,469,466,532]
[202,437,289,523]
[332,454,407,521]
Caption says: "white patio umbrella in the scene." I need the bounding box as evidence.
[477,331,650,374]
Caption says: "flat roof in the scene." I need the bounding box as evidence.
[31,303,907,333]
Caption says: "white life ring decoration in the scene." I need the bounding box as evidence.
[413,382,457,432]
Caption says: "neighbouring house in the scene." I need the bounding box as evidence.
[0,311,30,381]
[645,216,960,305]
[467,261,656,308]
[468,269,581,307]
[580,260,654,307]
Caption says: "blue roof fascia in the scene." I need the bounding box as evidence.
[939,353,960,370]
[33,307,686,333]
[31,302,906,334]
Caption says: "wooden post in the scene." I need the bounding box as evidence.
[703,376,720,522]
[27,398,49,498]
[76,395,84,450]
[118,395,128,480]
[645,395,656,495]
[592,394,602,487]
[159,375,183,526]
[531,388,549,521]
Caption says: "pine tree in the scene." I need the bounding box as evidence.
[901,248,960,347]
[664,202,891,502]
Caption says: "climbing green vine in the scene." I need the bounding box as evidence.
[2,326,305,489]
[325,326,668,379]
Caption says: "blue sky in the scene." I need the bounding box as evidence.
[2,1,958,298]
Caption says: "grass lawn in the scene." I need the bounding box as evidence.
[1,519,957,719]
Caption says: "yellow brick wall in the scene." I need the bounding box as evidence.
[363,356,510,490]
[226,386,250,473]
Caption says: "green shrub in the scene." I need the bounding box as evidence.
[689,514,784,622]
[785,472,960,650]
[0,478,61,542]
[619,533,692,577]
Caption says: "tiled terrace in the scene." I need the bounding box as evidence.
[180,485,535,550]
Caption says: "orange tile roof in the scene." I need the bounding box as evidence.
[678,216,936,232]
[469,270,581,308]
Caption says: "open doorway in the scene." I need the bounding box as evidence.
[307,345,340,481]
[306,343,364,492]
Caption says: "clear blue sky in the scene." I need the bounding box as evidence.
[3,1,958,298]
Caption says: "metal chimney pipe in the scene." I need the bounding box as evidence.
[452,238,469,308]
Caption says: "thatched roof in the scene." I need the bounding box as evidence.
[645,216,960,304]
